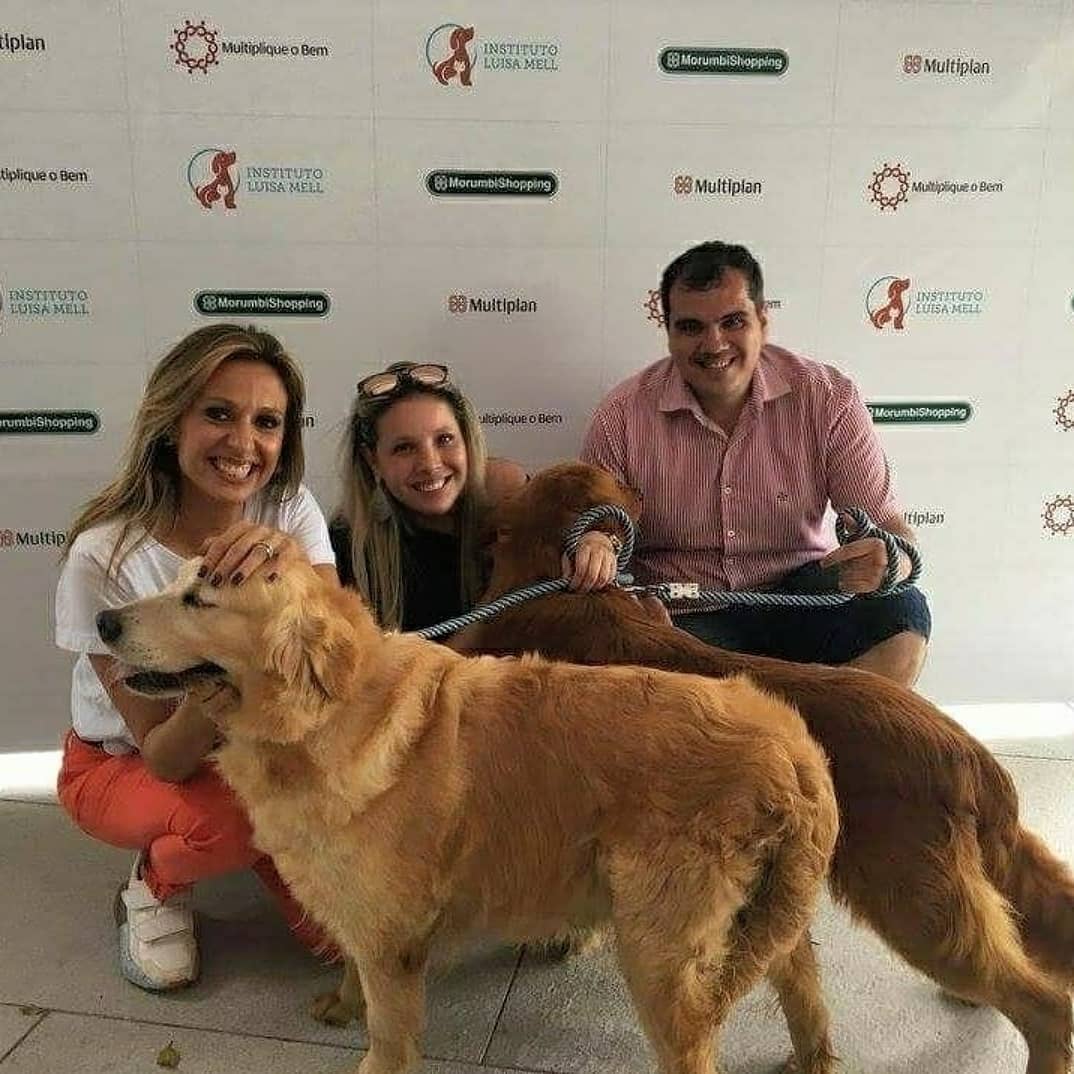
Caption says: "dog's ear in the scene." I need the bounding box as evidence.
[264,596,356,705]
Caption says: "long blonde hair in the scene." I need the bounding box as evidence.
[337,365,489,629]
[64,324,307,574]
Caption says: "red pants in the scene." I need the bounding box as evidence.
[57,731,333,956]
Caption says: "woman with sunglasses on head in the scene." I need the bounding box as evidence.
[331,362,619,632]
[54,324,339,994]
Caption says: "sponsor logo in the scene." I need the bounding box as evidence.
[0,410,99,435]
[170,18,329,75]
[194,290,330,316]
[869,161,1003,212]
[0,284,92,323]
[0,167,89,186]
[426,170,557,197]
[426,23,560,86]
[0,31,45,54]
[1042,495,1074,536]
[427,23,474,85]
[1054,390,1074,431]
[672,174,763,197]
[865,276,985,329]
[903,508,946,526]
[446,292,537,315]
[171,19,219,73]
[867,401,973,424]
[188,149,327,210]
[479,410,564,427]
[659,46,788,75]
[0,528,66,549]
[902,53,991,78]
[642,288,780,329]
[869,163,911,211]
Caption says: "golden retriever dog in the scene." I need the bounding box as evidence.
[450,462,1074,1074]
[97,559,839,1074]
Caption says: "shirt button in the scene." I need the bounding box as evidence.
[727,530,735,539]
[723,485,732,494]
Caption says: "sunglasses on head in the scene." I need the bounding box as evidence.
[356,363,451,400]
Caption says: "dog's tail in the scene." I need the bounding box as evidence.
[967,747,1074,988]
[997,825,1074,988]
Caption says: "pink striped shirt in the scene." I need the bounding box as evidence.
[580,346,899,604]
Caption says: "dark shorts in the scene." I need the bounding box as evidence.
[673,560,932,665]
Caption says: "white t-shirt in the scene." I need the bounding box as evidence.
[54,485,335,755]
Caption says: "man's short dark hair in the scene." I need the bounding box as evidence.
[660,241,765,322]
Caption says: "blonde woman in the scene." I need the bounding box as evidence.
[54,324,338,992]
[331,362,618,632]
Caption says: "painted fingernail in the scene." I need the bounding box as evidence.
[230,572,243,585]
[197,566,208,579]
[211,573,222,587]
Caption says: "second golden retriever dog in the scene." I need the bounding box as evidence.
[451,462,1074,1074]
[97,560,839,1074]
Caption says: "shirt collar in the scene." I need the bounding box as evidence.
[658,347,791,418]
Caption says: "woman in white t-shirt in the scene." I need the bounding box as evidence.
[54,324,338,992]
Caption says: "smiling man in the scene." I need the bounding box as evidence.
[581,240,931,687]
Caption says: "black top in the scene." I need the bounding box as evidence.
[329,519,464,633]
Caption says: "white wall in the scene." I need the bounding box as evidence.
[2,0,1073,750]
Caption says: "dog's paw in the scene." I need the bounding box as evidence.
[309,990,361,1027]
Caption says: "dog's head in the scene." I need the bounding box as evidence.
[488,462,642,586]
[97,560,372,743]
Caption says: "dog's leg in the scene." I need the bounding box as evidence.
[607,847,747,1074]
[310,956,365,1027]
[614,924,723,1074]
[355,950,428,1074]
[766,932,837,1074]
[839,813,1072,1074]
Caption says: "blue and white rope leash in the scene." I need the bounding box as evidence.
[415,504,922,640]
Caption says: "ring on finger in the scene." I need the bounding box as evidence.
[251,540,277,559]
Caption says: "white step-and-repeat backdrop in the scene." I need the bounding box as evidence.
[2,0,1073,750]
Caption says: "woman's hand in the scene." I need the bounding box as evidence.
[199,521,304,587]
[562,531,621,593]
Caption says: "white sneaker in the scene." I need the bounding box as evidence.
[115,853,199,991]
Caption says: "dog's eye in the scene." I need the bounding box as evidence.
[182,590,214,609]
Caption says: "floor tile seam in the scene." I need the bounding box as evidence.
[0,1008,49,1067]
[0,1003,562,1072]
[0,1005,365,1055]
[477,946,526,1064]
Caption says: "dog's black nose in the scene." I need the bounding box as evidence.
[96,609,122,644]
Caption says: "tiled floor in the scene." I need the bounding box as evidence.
[2,701,1073,1074]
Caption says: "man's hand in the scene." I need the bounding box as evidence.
[819,538,889,594]
[562,531,620,593]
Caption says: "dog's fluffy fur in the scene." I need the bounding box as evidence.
[101,560,838,1074]
[451,461,1074,1074]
